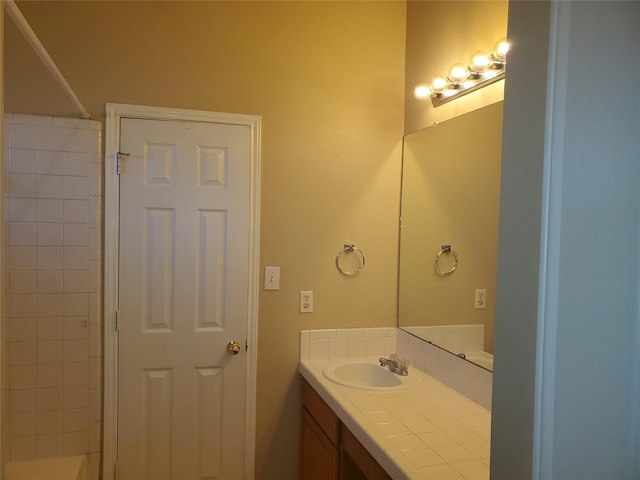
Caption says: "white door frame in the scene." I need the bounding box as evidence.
[103,103,260,479]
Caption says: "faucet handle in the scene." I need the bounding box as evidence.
[389,353,399,362]
[398,357,409,372]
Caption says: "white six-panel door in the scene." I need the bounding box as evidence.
[116,117,253,479]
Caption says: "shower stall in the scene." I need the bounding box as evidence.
[3,2,102,478]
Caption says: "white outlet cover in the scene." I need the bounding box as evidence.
[299,290,313,313]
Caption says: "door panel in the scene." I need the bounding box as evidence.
[117,118,251,479]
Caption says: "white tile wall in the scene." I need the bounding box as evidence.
[3,113,102,470]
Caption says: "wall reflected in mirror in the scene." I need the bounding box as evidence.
[398,102,503,371]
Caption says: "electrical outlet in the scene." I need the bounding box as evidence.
[299,291,313,313]
[475,289,487,309]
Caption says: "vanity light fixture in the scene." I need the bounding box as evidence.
[415,37,509,108]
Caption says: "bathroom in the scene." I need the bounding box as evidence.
[3,1,640,479]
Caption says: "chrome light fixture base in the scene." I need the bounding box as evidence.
[431,68,505,107]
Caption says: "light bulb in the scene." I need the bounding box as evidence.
[413,84,432,100]
[430,77,448,94]
[469,51,492,73]
[492,38,509,62]
[447,63,470,85]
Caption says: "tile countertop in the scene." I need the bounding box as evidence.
[299,358,491,480]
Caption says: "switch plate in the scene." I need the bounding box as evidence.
[264,266,280,290]
[300,291,313,313]
[475,289,487,309]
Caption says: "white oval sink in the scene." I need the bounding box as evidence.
[323,360,422,390]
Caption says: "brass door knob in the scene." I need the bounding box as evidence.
[226,340,241,355]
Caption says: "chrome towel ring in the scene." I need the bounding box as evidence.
[435,245,458,276]
[336,244,365,276]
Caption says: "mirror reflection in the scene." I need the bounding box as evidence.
[398,102,503,371]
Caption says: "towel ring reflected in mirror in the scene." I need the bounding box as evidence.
[336,244,365,276]
[435,244,458,276]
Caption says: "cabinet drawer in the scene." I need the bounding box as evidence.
[301,377,341,446]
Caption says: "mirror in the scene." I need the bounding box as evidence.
[398,102,503,371]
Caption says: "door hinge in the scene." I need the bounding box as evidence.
[115,310,120,332]
[116,152,129,175]
[245,340,248,351]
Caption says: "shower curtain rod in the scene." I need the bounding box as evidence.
[5,0,91,119]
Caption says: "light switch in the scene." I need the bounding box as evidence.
[264,266,280,290]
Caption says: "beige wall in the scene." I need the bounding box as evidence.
[404,1,508,134]
[6,2,406,478]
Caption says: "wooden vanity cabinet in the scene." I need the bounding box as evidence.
[300,377,392,480]
[300,377,341,479]
[341,426,391,480]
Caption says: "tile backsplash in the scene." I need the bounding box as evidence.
[401,324,485,355]
[3,113,102,474]
[300,327,397,362]
[397,329,492,409]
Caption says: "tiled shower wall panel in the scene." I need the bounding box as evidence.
[3,114,102,473]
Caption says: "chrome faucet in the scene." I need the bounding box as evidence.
[379,354,409,376]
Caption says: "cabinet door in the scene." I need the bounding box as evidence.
[341,425,391,480]
[300,407,340,480]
